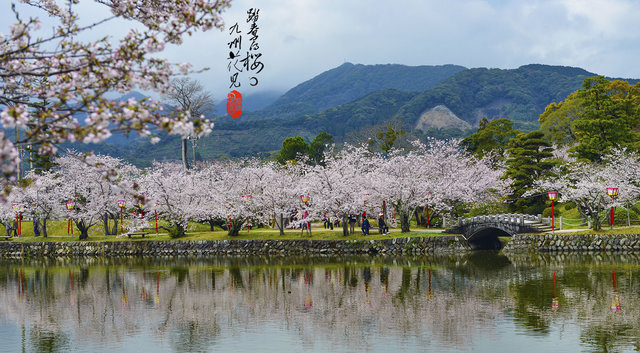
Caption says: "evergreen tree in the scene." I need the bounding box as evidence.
[570,77,640,162]
[276,136,310,164]
[461,118,520,161]
[504,131,555,213]
[309,132,333,166]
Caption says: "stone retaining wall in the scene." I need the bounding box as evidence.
[0,236,470,258]
[503,233,640,252]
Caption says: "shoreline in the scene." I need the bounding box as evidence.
[0,233,639,257]
[0,236,470,257]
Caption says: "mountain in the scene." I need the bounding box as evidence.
[236,63,467,120]
[74,63,639,164]
[394,64,639,131]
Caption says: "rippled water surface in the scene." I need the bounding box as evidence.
[0,252,639,352]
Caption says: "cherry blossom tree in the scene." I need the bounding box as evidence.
[52,153,140,239]
[235,161,302,235]
[0,0,231,196]
[141,162,201,238]
[531,149,640,230]
[303,145,374,236]
[20,169,65,237]
[371,139,508,233]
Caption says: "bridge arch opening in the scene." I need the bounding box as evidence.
[467,227,512,250]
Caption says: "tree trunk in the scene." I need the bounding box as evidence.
[228,219,244,236]
[181,138,190,171]
[342,215,349,236]
[111,214,119,235]
[191,137,197,169]
[279,213,285,236]
[592,215,602,230]
[208,220,216,231]
[103,214,111,235]
[42,218,48,237]
[76,220,90,240]
[399,212,411,233]
[415,206,423,226]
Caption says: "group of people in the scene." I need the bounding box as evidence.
[359,214,389,235]
[295,211,392,236]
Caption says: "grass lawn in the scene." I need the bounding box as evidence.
[557,225,640,235]
[2,220,451,242]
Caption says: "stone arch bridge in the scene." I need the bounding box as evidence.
[445,214,552,249]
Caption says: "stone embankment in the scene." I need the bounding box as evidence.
[0,236,470,257]
[503,233,640,252]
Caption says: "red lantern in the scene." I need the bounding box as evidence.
[300,194,310,204]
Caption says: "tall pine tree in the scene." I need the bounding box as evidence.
[504,131,555,213]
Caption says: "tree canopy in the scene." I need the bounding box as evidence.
[461,118,520,160]
[539,76,640,162]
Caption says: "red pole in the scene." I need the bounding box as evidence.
[551,200,555,232]
[155,209,158,235]
[612,269,617,291]
[426,203,430,228]
[120,207,124,233]
[382,200,386,220]
[610,197,615,228]
[553,271,557,297]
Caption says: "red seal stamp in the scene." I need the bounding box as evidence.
[227,90,243,119]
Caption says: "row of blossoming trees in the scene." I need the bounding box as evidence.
[0,139,508,238]
[4,139,640,239]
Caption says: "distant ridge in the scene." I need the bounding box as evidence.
[237,63,466,120]
[77,63,639,164]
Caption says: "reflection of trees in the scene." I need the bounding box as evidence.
[0,253,639,351]
[28,326,70,353]
[0,255,507,351]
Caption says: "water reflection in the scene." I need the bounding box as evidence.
[0,253,639,352]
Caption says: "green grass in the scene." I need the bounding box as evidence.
[1,220,451,242]
[557,226,640,236]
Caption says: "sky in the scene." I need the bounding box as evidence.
[3,0,640,102]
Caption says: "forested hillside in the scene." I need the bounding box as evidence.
[64,63,638,164]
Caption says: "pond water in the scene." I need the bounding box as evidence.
[0,252,639,353]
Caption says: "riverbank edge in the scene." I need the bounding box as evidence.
[0,236,471,257]
[503,233,640,252]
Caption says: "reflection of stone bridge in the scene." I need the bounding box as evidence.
[446,214,552,249]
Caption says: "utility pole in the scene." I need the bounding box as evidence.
[15,126,21,182]
[191,136,198,169]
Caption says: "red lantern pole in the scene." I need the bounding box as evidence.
[118,200,126,234]
[548,192,557,234]
[607,188,618,229]
[66,201,75,236]
[426,203,430,228]
[382,200,386,221]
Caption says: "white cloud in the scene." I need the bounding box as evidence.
[2,0,639,100]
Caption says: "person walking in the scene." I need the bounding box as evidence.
[361,215,371,235]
